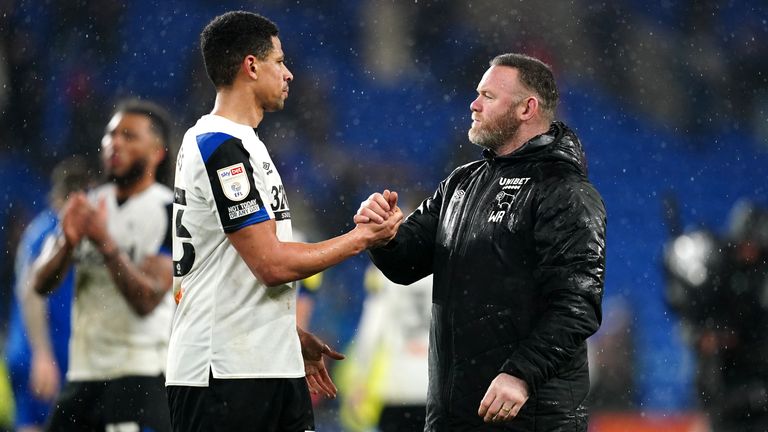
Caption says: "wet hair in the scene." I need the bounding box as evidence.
[490,53,559,120]
[200,11,279,88]
[114,99,173,185]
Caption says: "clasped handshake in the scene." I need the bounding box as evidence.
[353,189,403,249]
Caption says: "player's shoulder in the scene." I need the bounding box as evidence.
[114,183,173,212]
[184,115,257,157]
[146,183,174,203]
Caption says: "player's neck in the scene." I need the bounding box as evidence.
[211,88,264,128]
[115,175,155,202]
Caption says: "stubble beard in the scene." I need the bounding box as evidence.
[108,157,148,188]
[468,108,521,153]
[264,98,285,113]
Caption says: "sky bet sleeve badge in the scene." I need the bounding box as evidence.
[217,162,250,202]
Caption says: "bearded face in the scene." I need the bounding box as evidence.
[468,104,522,153]
[107,156,148,188]
[101,112,161,189]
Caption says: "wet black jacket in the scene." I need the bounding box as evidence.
[370,122,606,431]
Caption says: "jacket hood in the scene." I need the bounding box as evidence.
[484,121,589,176]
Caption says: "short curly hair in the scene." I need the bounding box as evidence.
[200,11,279,88]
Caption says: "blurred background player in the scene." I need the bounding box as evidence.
[665,199,768,432]
[4,156,91,432]
[30,100,175,432]
[340,266,432,432]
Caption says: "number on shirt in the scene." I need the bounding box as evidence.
[173,188,195,277]
[271,184,288,211]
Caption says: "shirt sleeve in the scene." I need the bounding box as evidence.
[196,132,271,233]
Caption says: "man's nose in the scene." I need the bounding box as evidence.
[101,134,115,151]
[470,98,481,112]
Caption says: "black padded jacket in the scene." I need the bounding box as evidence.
[370,122,606,431]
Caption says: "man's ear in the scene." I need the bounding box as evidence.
[151,141,167,168]
[519,96,539,121]
[244,55,259,80]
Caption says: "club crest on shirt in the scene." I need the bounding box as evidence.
[488,177,531,223]
[217,163,250,202]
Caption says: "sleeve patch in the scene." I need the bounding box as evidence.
[217,163,250,202]
[227,199,262,219]
[202,136,271,233]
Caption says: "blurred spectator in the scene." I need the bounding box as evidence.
[665,200,768,431]
[5,156,91,432]
[586,296,636,410]
[0,155,47,344]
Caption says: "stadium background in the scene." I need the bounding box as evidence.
[0,0,766,430]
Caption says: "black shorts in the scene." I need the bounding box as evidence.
[45,374,171,432]
[167,375,314,432]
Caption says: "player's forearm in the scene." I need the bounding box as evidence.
[100,245,168,316]
[31,235,75,296]
[230,230,367,286]
[245,231,367,287]
[21,282,55,356]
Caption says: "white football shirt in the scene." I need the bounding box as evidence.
[67,182,174,381]
[166,114,302,387]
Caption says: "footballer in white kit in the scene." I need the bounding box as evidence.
[166,11,402,432]
[166,114,303,386]
[33,100,176,432]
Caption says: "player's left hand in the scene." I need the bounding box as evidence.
[478,373,529,423]
[29,350,61,402]
[298,327,345,398]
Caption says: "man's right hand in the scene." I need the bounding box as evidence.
[354,206,403,249]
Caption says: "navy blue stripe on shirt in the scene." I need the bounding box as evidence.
[226,206,270,233]
[197,132,235,163]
